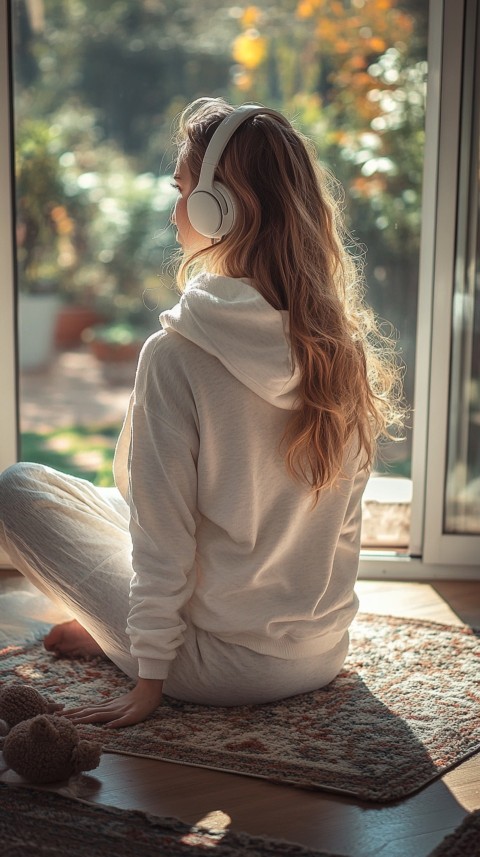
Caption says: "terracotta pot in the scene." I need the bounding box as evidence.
[89,339,142,363]
[54,306,106,348]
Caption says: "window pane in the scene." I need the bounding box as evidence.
[12,0,428,548]
[445,2,480,535]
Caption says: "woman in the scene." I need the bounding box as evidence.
[0,98,403,727]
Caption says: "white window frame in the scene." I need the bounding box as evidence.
[1,0,479,578]
[0,0,17,477]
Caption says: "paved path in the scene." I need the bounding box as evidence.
[20,348,133,432]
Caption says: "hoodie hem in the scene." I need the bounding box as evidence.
[209,628,349,660]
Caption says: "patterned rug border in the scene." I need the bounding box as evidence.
[1,612,479,803]
[95,740,480,803]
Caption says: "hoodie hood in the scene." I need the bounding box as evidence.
[159,273,300,409]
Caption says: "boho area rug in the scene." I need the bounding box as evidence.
[1,614,479,803]
[0,783,342,857]
[428,810,480,857]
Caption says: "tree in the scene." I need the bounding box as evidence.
[12,0,237,167]
[229,1,428,466]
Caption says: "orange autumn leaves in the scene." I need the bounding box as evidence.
[231,0,415,127]
[232,6,267,91]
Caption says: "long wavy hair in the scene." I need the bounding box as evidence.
[174,97,404,499]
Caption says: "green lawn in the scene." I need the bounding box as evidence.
[21,424,122,486]
[21,424,411,487]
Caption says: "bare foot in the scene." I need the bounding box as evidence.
[43,620,106,660]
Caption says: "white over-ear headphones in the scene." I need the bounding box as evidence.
[187,104,285,240]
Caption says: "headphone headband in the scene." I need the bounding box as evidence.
[199,104,284,179]
[187,102,286,239]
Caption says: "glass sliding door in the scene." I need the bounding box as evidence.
[9,0,428,552]
[2,0,477,574]
[445,0,480,537]
[423,0,480,565]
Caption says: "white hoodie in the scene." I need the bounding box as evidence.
[113,273,368,681]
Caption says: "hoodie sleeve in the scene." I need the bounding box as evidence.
[125,332,200,680]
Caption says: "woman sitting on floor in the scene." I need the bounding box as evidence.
[0,97,403,727]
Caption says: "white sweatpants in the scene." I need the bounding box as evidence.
[0,462,349,706]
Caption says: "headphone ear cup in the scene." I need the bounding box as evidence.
[187,182,236,239]
[213,182,236,237]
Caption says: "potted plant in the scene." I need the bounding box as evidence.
[15,120,75,369]
[82,320,146,364]
[82,298,155,384]
[54,270,109,349]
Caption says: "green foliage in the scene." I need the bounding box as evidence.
[20,425,120,487]
[15,119,74,291]
[83,321,146,346]
[13,0,236,164]
[13,0,429,476]
[54,111,179,302]
[15,99,179,314]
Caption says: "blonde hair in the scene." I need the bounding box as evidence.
[174,97,404,499]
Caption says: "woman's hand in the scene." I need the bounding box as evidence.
[61,678,164,729]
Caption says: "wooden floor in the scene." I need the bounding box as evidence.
[1,573,479,857]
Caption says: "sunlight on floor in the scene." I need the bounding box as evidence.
[356,580,466,626]
[180,810,231,847]
[195,810,232,831]
[442,753,480,813]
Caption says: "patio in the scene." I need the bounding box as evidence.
[19,346,412,549]
[20,347,133,433]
